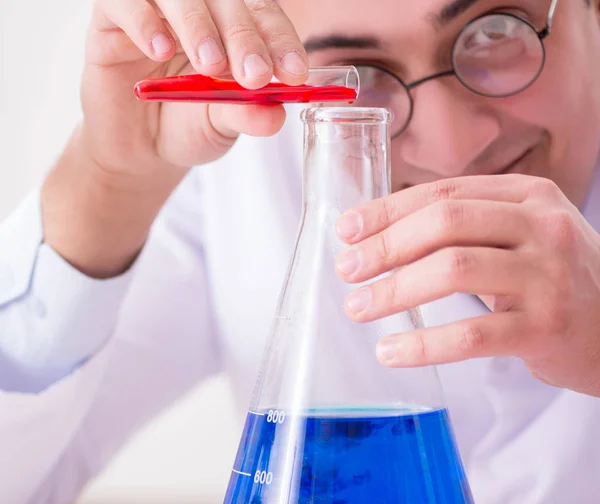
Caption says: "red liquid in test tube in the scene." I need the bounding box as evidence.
[134,66,359,105]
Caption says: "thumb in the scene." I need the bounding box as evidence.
[208,103,287,138]
[157,102,287,168]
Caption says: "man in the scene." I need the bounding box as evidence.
[1,0,600,502]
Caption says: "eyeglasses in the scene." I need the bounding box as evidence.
[351,0,559,137]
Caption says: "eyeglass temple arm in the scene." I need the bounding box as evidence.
[546,0,559,33]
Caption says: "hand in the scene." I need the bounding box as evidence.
[334,174,600,397]
[43,0,308,278]
[82,0,308,179]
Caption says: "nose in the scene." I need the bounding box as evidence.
[399,80,501,177]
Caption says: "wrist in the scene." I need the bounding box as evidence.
[42,125,187,278]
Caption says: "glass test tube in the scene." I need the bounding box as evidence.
[134,66,359,104]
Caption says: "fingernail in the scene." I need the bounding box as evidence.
[346,288,371,314]
[151,33,173,55]
[336,249,361,276]
[336,212,363,240]
[377,340,398,364]
[243,53,271,79]
[281,51,307,76]
[198,39,225,66]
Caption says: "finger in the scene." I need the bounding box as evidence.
[336,174,535,244]
[96,0,176,62]
[208,103,286,137]
[343,247,529,323]
[245,0,309,85]
[207,0,274,88]
[375,312,527,367]
[155,0,228,75]
[335,199,529,283]
[157,102,286,166]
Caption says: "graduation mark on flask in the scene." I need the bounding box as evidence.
[248,409,286,424]
[254,470,274,485]
[232,469,251,477]
[230,409,287,490]
[266,410,286,424]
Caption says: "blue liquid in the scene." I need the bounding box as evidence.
[224,408,473,503]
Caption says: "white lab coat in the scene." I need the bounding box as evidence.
[0,105,599,503]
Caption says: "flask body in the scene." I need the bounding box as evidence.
[225,108,474,503]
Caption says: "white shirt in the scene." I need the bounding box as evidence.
[1,105,599,503]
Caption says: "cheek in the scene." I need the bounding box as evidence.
[540,22,600,173]
[389,140,439,191]
[496,50,600,203]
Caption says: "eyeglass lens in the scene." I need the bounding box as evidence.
[352,13,546,135]
[453,14,545,96]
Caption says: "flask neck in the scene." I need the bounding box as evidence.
[301,113,392,215]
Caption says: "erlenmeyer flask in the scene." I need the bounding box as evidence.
[224,108,474,503]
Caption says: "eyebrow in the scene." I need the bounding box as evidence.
[303,0,482,54]
[437,0,481,26]
[303,35,381,53]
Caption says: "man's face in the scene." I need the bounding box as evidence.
[280,0,600,206]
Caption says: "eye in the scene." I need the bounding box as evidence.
[352,65,404,108]
[460,15,524,51]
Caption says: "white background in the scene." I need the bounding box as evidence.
[0,1,241,502]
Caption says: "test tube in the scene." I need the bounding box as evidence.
[134,66,359,104]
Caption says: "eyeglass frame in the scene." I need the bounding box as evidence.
[353,0,560,138]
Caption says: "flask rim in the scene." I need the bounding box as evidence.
[301,107,393,125]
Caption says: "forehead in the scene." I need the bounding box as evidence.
[279,0,541,41]
[280,0,439,36]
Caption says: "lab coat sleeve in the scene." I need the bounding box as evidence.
[0,170,223,504]
[0,190,134,393]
